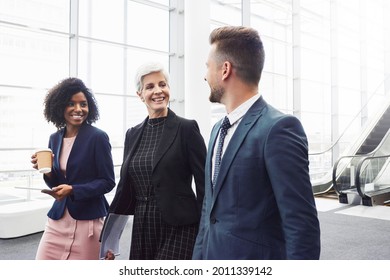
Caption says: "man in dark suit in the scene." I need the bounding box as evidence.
[192,26,321,260]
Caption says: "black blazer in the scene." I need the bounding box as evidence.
[44,123,116,220]
[109,109,207,226]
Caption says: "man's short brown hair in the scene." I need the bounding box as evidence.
[209,26,265,86]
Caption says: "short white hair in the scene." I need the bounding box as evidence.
[134,62,170,92]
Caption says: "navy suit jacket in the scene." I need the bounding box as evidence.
[192,97,321,260]
[108,109,206,226]
[44,123,115,220]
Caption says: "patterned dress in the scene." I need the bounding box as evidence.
[128,117,198,260]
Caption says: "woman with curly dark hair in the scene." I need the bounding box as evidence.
[31,77,115,260]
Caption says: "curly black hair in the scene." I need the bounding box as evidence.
[43,77,99,129]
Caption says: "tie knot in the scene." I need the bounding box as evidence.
[221,117,231,131]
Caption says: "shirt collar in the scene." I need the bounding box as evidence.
[226,93,261,126]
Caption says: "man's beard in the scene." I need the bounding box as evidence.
[209,86,224,103]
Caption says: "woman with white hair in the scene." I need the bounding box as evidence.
[107,62,206,259]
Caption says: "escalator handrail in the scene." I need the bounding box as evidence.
[355,154,390,198]
[332,154,366,195]
[332,127,390,195]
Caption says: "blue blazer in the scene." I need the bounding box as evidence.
[192,97,321,260]
[44,123,115,220]
[108,109,206,226]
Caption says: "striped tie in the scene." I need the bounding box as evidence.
[213,116,231,187]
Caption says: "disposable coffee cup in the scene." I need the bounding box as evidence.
[35,148,53,174]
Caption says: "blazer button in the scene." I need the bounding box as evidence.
[210,217,217,224]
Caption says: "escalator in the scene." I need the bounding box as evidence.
[311,100,390,196]
[310,77,390,203]
[356,106,390,154]
[333,126,390,206]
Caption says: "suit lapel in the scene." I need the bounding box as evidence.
[212,97,266,199]
[52,128,65,180]
[152,108,178,172]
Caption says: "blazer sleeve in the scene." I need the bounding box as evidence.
[192,122,218,260]
[192,193,207,259]
[185,120,207,214]
[108,128,135,214]
[264,115,321,259]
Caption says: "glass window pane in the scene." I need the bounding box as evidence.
[79,0,125,43]
[0,27,69,88]
[93,94,125,165]
[211,0,241,26]
[0,87,52,170]
[127,1,169,52]
[78,40,124,95]
[0,0,69,32]
[149,0,169,5]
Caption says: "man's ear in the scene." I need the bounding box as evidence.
[221,61,232,81]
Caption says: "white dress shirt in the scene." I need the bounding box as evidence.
[212,93,261,178]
